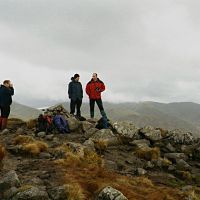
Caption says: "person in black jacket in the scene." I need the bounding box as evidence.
[0,80,14,130]
[68,74,83,117]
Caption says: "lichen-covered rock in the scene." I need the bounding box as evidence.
[67,117,81,131]
[0,170,20,194]
[164,153,188,162]
[66,142,85,157]
[140,126,162,142]
[90,129,120,146]
[130,139,150,149]
[168,129,195,145]
[48,186,68,200]
[112,121,140,142]
[97,186,128,200]
[84,128,98,139]
[11,186,49,200]
[83,139,95,151]
[81,121,95,132]
[176,159,191,171]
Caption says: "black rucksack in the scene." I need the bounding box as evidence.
[35,114,54,133]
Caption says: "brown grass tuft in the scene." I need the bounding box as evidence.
[13,135,35,145]
[135,147,160,161]
[22,141,48,156]
[64,183,85,200]
[162,157,172,167]
[93,139,108,155]
[13,135,48,156]
[26,119,37,129]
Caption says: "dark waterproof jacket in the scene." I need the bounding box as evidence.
[0,85,14,107]
[86,78,105,99]
[68,78,83,100]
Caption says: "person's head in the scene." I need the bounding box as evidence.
[92,73,98,81]
[73,74,80,81]
[3,80,11,88]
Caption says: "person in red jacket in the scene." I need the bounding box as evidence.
[86,73,108,127]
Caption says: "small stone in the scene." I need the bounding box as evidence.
[166,143,176,152]
[1,129,9,135]
[37,132,46,138]
[97,186,128,200]
[136,168,147,175]
[45,134,54,141]
[39,152,51,159]
[176,159,191,171]
[168,165,176,171]
[145,161,154,169]
[164,153,188,162]
[16,128,24,134]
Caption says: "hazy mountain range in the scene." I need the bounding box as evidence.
[10,101,200,136]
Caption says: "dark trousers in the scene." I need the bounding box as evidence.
[89,99,104,118]
[70,99,82,116]
[0,106,10,118]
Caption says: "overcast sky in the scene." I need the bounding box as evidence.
[0,0,200,108]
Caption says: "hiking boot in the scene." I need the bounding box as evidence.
[1,118,8,130]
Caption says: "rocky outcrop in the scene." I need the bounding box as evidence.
[168,130,196,145]
[11,186,49,200]
[112,121,140,143]
[140,126,163,142]
[0,170,21,194]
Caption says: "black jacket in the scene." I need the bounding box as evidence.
[68,78,83,100]
[0,85,14,107]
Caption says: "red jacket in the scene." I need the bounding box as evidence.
[86,79,105,99]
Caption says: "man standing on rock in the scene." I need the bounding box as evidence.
[86,73,108,128]
[0,80,14,130]
[68,74,83,118]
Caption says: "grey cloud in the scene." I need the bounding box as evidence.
[0,0,200,107]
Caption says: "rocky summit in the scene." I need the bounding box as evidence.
[1,105,200,200]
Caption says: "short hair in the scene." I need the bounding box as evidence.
[93,73,97,77]
[74,74,80,79]
[3,80,10,84]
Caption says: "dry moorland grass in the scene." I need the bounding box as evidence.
[26,119,37,129]
[54,146,196,200]
[13,135,48,156]
[93,139,108,154]
[135,147,160,161]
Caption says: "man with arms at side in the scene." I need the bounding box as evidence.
[68,74,83,118]
[86,73,108,128]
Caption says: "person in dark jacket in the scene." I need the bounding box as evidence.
[68,74,83,117]
[0,80,14,130]
[86,73,108,128]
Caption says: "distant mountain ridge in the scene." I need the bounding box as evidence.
[10,101,200,136]
[10,102,41,121]
[62,101,200,135]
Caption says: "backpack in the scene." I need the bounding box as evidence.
[95,117,110,129]
[35,114,54,133]
[53,114,70,133]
